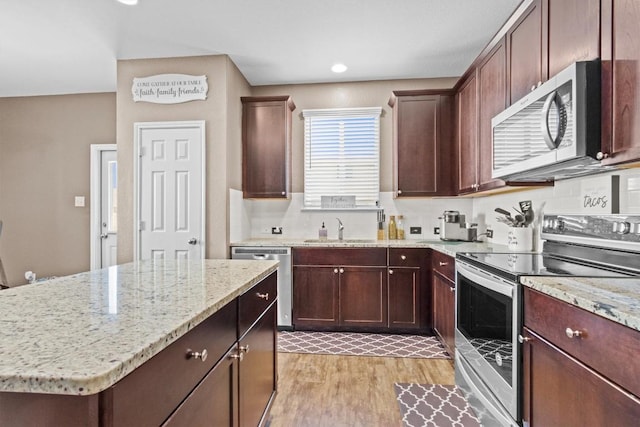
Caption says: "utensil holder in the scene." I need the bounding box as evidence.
[508,227,533,252]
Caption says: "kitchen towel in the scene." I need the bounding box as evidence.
[278,331,450,359]
[394,383,480,427]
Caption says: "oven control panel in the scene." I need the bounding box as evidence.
[542,214,640,244]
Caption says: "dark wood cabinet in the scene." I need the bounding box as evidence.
[241,96,295,199]
[431,251,455,355]
[389,91,456,197]
[457,75,478,194]
[388,248,429,331]
[340,266,387,328]
[292,265,339,328]
[477,38,507,192]
[506,0,544,105]
[601,0,640,165]
[522,288,640,426]
[547,0,600,78]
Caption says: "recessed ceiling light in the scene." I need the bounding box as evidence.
[331,63,348,73]
[117,0,138,5]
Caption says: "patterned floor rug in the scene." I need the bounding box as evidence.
[394,383,481,427]
[278,331,451,359]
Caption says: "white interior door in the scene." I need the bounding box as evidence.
[136,121,205,260]
[100,150,118,267]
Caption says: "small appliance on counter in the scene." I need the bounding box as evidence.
[439,210,478,242]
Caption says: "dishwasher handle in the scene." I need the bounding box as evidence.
[252,254,271,260]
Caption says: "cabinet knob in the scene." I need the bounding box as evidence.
[389,269,394,275]
[596,151,609,160]
[281,191,286,196]
[187,348,208,362]
[400,255,407,260]
[565,327,583,339]
[256,292,269,300]
[398,190,403,195]
[518,335,532,344]
[339,268,344,274]
[334,268,339,274]
[449,286,455,292]
[439,261,448,267]
[240,345,250,354]
[229,351,244,362]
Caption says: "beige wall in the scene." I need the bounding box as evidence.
[0,93,116,285]
[251,78,457,193]
[116,55,250,263]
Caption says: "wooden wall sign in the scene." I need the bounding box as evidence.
[132,74,208,104]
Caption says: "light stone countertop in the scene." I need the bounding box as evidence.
[0,259,278,396]
[230,238,509,258]
[521,276,640,332]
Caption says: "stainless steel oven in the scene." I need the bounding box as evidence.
[455,213,640,427]
[455,260,520,427]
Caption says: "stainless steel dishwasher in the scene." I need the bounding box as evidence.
[231,246,292,329]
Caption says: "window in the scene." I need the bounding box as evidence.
[303,107,382,208]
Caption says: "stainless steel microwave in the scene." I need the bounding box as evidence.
[491,61,605,182]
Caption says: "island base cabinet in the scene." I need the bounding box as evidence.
[522,328,640,426]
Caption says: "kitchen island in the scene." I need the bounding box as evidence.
[0,259,279,426]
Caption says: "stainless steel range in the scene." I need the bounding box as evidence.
[454,214,640,427]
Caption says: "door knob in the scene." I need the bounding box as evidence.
[188,238,197,245]
[100,233,109,239]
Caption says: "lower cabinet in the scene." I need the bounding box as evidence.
[339,266,387,328]
[522,287,640,426]
[431,251,455,355]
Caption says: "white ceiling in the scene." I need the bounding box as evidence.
[0,0,521,97]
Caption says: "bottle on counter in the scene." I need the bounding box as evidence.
[388,215,397,240]
[319,222,328,241]
[397,215,405,240]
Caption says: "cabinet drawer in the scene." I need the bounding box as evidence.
[431,250,455,279]
[293,247,387,266]
[239,272,277,337]
[110,301,238,427]
[524,288,640,397]
[388,248,427,267]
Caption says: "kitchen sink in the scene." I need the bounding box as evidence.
[303,239,378,243]
[417,239,467,245]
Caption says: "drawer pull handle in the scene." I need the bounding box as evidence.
[229,352,244,362]
[565,328,583,339]
[187,349,208,362]
[240,345,250,354]
[400,255,407,260]
[256,292,269,300]
[518,335,532,343]
[439,262,448,266]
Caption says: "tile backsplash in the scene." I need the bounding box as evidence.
[230,168,640,250]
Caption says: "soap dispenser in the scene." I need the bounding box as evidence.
[319,222,328,241]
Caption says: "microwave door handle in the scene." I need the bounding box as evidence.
[541,91,563,150]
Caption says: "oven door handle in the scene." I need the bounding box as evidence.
[456,263,515,298]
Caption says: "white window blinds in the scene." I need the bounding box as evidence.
[303,107,382,208]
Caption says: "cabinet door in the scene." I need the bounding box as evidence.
[522,328,640,427]
[457,75,478,194]
[547,0,600,78]
[392,94,455,197]
[292,266,339,329]
[339,267,387,328]
[239,305,276,427]
[477,38,506,191]
[163,346,239,427]
[604,0,640,164]
[242,97,294,199]
[507,0,544,104]
[388,267,421,330]
[432,272,455,355]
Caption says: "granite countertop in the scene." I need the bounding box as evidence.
[230,238,509,257]
[521,276,640,332]
[0,259,278,396]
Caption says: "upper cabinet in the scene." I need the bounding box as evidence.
[601,0,640,164]
[389,90,456,197]
[457,76,479,194]
[241,96,295,199]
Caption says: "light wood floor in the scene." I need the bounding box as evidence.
[267,352,455,427]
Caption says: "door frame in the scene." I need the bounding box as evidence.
[133,120,206,260]
[90,144,117,270]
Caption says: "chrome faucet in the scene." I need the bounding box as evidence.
[336,218,344,241]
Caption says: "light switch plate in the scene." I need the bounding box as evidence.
[74,196,85,207]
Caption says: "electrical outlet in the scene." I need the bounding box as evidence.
[409,226,422,235]
[271,226,283,235]
[434,227,440,235]
[486,228,494,238]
